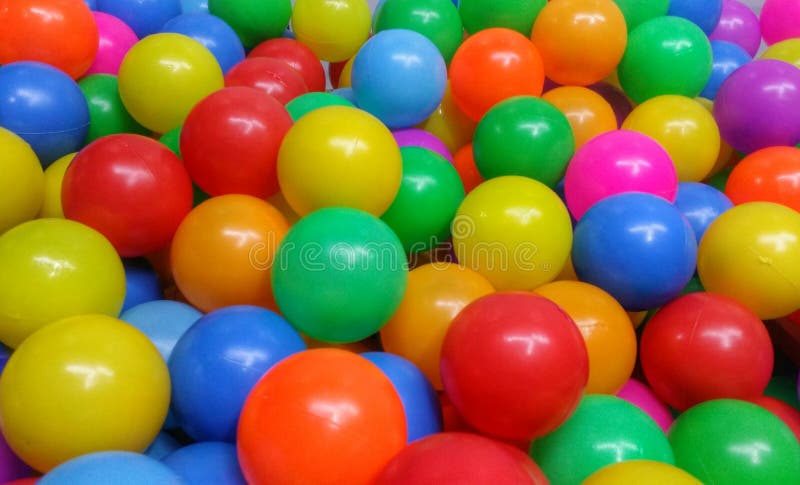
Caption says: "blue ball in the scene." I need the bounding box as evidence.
[572,192,697,311]
[144,432,182,460]
[674,182,734,242]
[168,305,306,442]
[121,259,162,313]
[330,87,358,105]
[161,13,245,73]
[120,300,202,362]
[0,62,89,167]
[162,442,245,484]
[181,0,208,14]
[96,0,182,38]
[667,0,723,34]
[700,40,752,100]
[83,0,97,9]
[352,29,447,129]
[39,451,183,485]
[0,344,10,373]
[362,352,442,442]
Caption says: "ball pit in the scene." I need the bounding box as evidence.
[710,0,762,56]
[87,12,139,76]
[78,74,149,143]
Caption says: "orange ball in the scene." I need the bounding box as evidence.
[535,280,637,394]
[170,194,289,313]
[531,0,627,86]
[449,28,545,122]
[725,146,800,213]
[380,263,494,389]
[542,86,618,149]
[452,144,484,194]
[237,348,407,485]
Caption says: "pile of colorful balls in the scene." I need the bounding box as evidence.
[1,0,799,483]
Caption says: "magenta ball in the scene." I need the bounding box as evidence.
[86,12,139,76]
[709,0,762,56]
[392,128,453,162]
[564,130,678,220]
[761,0,800,45]
[616,378,674,434]
[0,425,33,482]
[714,59,800,154]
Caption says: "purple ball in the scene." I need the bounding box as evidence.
[709,0,762,57]
[0,433,33,483]
[714,59,800,154]
[392,128,453,162]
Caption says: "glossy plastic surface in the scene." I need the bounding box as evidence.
[0,128,44,233]
[248,37,326,92]
[224,57,308,105]
[725,146,800,212]
[542,86,616,150]
[87,12,138,76]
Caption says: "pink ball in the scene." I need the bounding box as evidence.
[761,0,800,45]
[392,128,453,162]
[616,378,674,433]
[564,130,678,220]
[85,12,139,76]
[709,0,763,57]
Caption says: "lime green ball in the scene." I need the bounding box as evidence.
[375,0,464,63]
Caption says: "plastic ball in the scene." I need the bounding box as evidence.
[291,0,371,62]
[163,442,245,484]
[612,0,669,31]
[0,62,90,166]
[144,432,181,460]
[170,194,289,312]
[572,193,697,311]
[38,451,182,485]
[442,292,589,440]
[392,128,453,162]
[39,153,70,219]
[459,0,545,37]
[761,0,800,45]
[761,38,800,69]
[700,40,752,100]
[208,0,291,49]
[531,0,627,86]
[714,59,800,154]
[617,16,712,103]
[272,207,407,343]
[0,128,44,233]
[0,219,124,348]
[87,12,139,76]
[419,85,476,155]
[534,281,637,395]
[616,379,674,433]
[697,202,800,319]
[62,134,193,257]
[622,95,721,182]
[277,106,402,217]
[84,0,97,8]
[709,0,762,56]
[96,0,181,38]
[0,431,33,484]
[452,143,484,193]
[750,395,800,442]
[583,460,702,485]
[161,13,246,74]
[374,0,463,63]
[564,130,678,220]
[78,74,149,144]
[0,315,170,472]
[238,349,407,485]
[667,0,723,34]
[587,81,634,127]
[541,86,617,150]
[0,0,98,79]
[673,182,733,242]
[374,432,548,484]
[285,92,354,121]
[181,87,293,198]
[726,146,800,212]
[248,38,326,92]
[224,57,308,105]
[120,260,161,312]
[669,399,800,484]
[529,395,675,485]
[118,33,224,134]
[449,28,545,122]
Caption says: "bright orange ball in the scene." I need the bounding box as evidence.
[725,146,800,213]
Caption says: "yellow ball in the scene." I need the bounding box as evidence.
[0,127,44,234]
[119,33,224,134]
[0,219,126,348]
[0,314,170,472]
[39,152,75,218]
[291,0,371,62]
[761,39,800,69]
[419,84,477,155]
[453,176,572,290]
[698,202,800,319]
[583,460,702,484]
[277,106,402,216]
[622,95,721,182]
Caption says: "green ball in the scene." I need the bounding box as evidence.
[272,207,408,343]
[209,0,292,48]
[375,0,464,64]
[473,96,574,187]
[618,16,712,104]
[706,165,733,192]
[459,0,546,36]
[669,399,800,484]
[286,92,355,121]
[78,74,149,144]
[612,0,669,31]
[158,126,182,158]
[529,395,675,485]
[381,147,465,254]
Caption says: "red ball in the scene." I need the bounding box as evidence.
[180,86,293,198]
[248,38,326,92]
[374,432,548,485]
[225,57,308,105]
[750,395,800,442]
[641,292,774,411]
[62,134,193,257]
[440,292,589,441]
